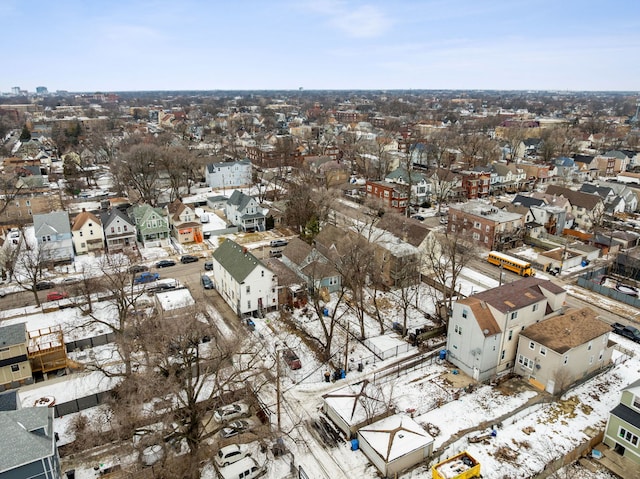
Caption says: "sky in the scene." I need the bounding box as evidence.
[2,0,640,93]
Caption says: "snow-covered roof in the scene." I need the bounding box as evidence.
[155,288,195,312]
[323,380,388,427]
[358,414,433,462]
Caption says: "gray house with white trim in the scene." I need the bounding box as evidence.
[0,407,62,479]
[33,211,74,264]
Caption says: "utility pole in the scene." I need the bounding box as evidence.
[276,348,281,432]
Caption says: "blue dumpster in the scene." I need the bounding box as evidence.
[323,307,329,316]
[439,349,447,360]
[351,439,359,451]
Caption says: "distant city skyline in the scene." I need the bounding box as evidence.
[2,0,639,93]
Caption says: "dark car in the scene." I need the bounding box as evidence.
[282,349,302,370]
[129,264,149,274]
[35,281,55,291]
[180,255,199,264]
[201,275,214,289]
[204,261,214,271]
[411,215,425,221]
[155,260,176,268]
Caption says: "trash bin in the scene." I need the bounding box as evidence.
[333,370,341,381]
[357,363,363,372]
[324,371,331,383]
[351,439,359,451]
[66,470,75,479]
[323,307,329,316]
[439,349,447,360]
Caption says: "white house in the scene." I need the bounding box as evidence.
[33,211,74,263]
[384,167,431,205]
[446,277,567,382]
[205,159,252,189]
[210,239,277,317]
[357,414,434,479]
[71,210,104,255]
[225,191,265,232]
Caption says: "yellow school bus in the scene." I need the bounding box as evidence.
[487,251,535,277]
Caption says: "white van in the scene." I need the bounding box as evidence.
[218,457,263,479]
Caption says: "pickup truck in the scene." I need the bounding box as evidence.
[134,272,160,285]
[611,322,640,342]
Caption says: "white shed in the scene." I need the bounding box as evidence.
[322,379,390,439]
[357,414,434,479]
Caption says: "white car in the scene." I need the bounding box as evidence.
[215,444,251,467]
[213,402,250,423]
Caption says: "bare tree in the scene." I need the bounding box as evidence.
[13,230,51,307]
[112,143,165,206]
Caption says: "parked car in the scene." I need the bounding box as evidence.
[35,281,55,291]
[217,457,263,479]
[155,259,176,268]
[411,215,425,221]
[129,264,149,274]
[201,275,214,289]
[204,261,214,271]
[46,291,69,301]
[270,239,288,248]
[219,419,255,439]
[134,272,160,285]
[282,349,302,370]
[612,322,640,342]
[214,444,251,468]
[180,255,199,264]
[213,402,250,423]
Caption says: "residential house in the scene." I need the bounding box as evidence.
[580,183,628,215]
[262,257,307,309]
[460,170,491,199]
[0,323,33,390]
[384,168,431,205]
[572,154,599,181]
[603,182,639,213]
[554,157,581,184]
[205,159,252,189]
[280,237,341,294]
[365,180,409,212]
[304,156,350,188]
[129,204,170,248]
[71,209,104,255]
[0,188,63,225]
[100,209,137,252]
[544,185,605,232]
[512,194,572,236]
[520,162,551,185]
[33,211,74,263]
[210,239,277,317]
[225,191,265,232]
[426,168,463,203]
[206,195,229,211]
[593,154,619,177]
[447,200,526,251]
[166,199,204,244]
[604,379,640,465]
[0,407,62,479]
[446,277,567,381]
[516,307,613,394]
[491,163,527,193]
[357,414,434,479]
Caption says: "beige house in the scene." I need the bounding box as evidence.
[0,323,33,389]
[166,199,203,244]
[517,307,613,395]
[71,210,104,255]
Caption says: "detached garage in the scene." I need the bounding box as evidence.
[322,380,390,439]
[357,414,434,479]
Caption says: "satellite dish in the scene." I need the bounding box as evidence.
[483,329,490,335]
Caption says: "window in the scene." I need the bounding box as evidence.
[587,341,592,351]
[328,277,338,286]
[633,395,640,410]
[79,231,83,237]
[619,427,639,446]
[261,271,264,277]
[472,232,480,240]
[501,350,505,360]
[462,309,468,319]
[474,221,481,229]
[540,347,546,356]
[599,350,604,362]
[510,311,518,320]
[508,330,513,341]
[246,286,250,293]
[563,355,568,365]
[529,341,535,350]
[486,225,490,232]
[589,355,594,365]
[458,325,462,335]
[26,200,31,206]
[518,355,533,369]
[247,300,251,309]
[11,364,19,372]
[532,304,538,312]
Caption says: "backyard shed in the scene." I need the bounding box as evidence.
[357,414,434,478]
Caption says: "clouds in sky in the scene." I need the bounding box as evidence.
[2,0,639,92]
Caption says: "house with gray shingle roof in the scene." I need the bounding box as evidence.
[0,323,33,390]
[545,185,605,232]
[100,208,137,252]
[210,239,277,317]
[129,204,170,248]
[166,199,203,244]
[225,191,265,232]
[446,277,567,382]
[33,211,73,263]
[0,407,62,478]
